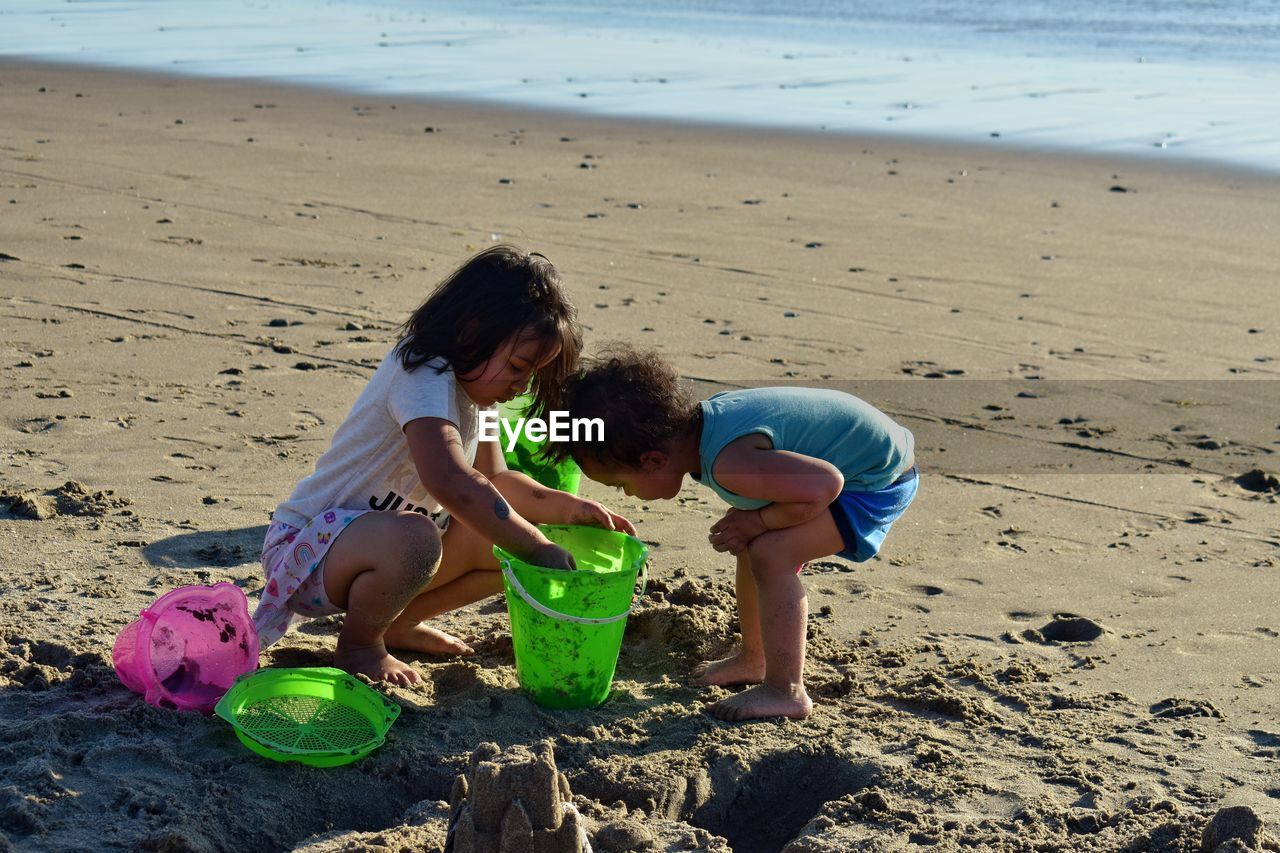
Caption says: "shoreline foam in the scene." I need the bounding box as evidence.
[3,0,1279,174]
[5,56,1278,185]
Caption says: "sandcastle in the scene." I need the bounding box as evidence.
[446,740,591,853]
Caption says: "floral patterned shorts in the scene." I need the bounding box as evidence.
[252,508,371,648]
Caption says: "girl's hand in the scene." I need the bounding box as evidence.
[708,508,768,555]
[568,498,638,536]
[518,541,577,572]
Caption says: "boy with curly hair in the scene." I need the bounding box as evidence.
[552,345,917,720]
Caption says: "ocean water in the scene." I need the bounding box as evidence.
[3,0,1278,172]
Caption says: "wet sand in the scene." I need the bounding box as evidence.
[1,59,1278,851]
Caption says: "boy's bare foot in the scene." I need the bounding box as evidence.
[708,683,812,722]
[384,622,474,656]
[335,641,420,687]
[692,649,765,687]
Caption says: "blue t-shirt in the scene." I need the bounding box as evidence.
[692,387,914,510]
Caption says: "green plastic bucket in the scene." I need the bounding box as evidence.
[499,394,582,494]
[494,525,648,709]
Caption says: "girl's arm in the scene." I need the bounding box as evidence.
[708,434,844,552]
[476,437,636,535]
[404,417,575,569]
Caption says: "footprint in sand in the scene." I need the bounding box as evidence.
[430,661,484,700]
[291,410,325,431]
[1003,613,1105,644]
[900,360,966,379]
[1235,469,1280,493]
[1036,615,1105,643]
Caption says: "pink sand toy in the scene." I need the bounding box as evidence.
[113,582,259,714]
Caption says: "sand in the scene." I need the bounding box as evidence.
[1,59,1279,852]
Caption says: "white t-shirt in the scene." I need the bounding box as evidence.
[273,349,486,529]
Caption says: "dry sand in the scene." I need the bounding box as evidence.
[1,60,1279,852]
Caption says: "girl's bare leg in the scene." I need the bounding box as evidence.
[386,475,588,638]
[692,552,765,686]
[708,510,845,722]
[384,516,504,646]
[319,511,444,686]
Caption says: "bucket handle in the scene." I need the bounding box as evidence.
[499,557,647,626]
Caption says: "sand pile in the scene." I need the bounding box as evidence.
[446,741,588,853]
[0,480,131,521]
[5,570,1279,851]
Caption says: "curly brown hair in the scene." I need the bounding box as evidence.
[395,245,581,418]
[550,343,700,466]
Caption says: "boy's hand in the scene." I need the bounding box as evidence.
[708,508,768,555]
[568,498,638,536]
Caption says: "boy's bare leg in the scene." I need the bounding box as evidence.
[716,559,809,720]
[709,511,844,722]
[319,511,444,686]
[693,552,765,686]
[384,516,504,650]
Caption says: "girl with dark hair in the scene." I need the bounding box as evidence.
[253,246,633,686]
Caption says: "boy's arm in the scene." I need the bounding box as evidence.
[404,417,574,569]
[710,435,844,551]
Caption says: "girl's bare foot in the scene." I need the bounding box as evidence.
[384,622,474,656]
[335,641,420,687]
[692,649,765,687]
[708,683,812,722]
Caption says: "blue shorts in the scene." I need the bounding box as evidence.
[828,467,918,562]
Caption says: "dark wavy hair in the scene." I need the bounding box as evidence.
[550,343,700,466]
[395,245,581,418]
